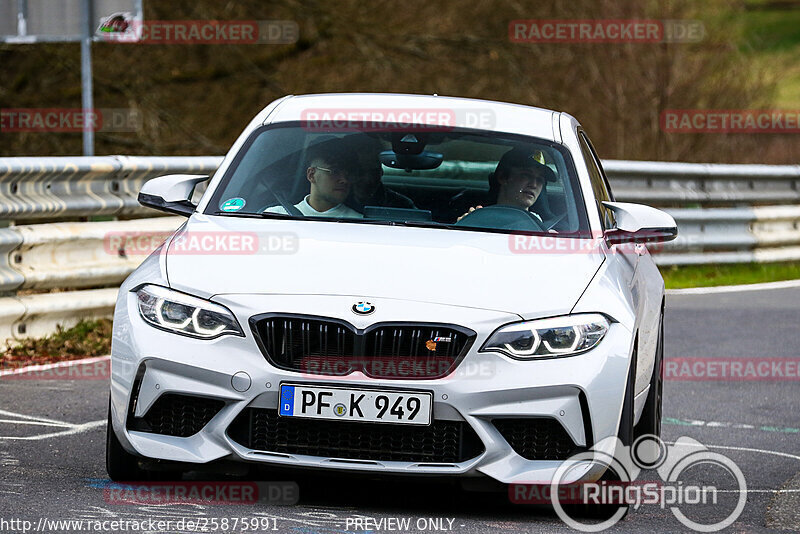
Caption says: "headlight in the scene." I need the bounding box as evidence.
[481,313,609,359]
[135,284,243,339]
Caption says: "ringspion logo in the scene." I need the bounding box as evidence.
[511,435,746,532]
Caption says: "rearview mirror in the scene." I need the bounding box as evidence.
[379,150,443,171]
[602,201,678,244]
[138,174,210,217]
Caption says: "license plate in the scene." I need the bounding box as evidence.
[279,384,432,425]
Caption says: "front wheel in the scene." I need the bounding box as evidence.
[106,402,155,482]
[634,313,664,439]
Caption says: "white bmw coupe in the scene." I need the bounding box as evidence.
[107,93,676,488]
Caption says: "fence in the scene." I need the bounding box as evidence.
[0,156,798,347]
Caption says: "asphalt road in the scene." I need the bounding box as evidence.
[1,285,798,533]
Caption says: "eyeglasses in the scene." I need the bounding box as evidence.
[313,166,351,178]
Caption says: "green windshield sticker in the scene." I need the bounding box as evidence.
[220,198,246,212]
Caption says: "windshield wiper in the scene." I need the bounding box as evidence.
[212,210,303,220]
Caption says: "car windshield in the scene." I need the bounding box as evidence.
[205,122,590,235]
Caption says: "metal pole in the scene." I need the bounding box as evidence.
[16,0,27,36]
[80,0,94,156]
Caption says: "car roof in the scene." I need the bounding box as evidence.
[264,93,560,142]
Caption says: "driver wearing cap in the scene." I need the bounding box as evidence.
[458,147,557,222]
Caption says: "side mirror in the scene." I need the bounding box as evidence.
[138,174,210,217]
[602,201,678,244]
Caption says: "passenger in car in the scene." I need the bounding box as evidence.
[265,139,363,218]
[340,134,417,211]
[458,147,556,222]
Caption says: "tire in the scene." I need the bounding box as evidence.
[560,467,630,522]
[562,347,637,520]
[617,339,637,448]
[106,401,151,482]
[561,329,656,521]
[634,312,664,440]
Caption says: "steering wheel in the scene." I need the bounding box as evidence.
[454,205,545,232]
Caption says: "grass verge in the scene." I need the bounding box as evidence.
[1,318,112,369]
[717,1,800,108]
[660,261,800,289]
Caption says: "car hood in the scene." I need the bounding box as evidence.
[165,214,605,318]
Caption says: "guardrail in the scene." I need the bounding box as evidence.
[1,157,799,223]
[660,205,800,265]
[0,217,183,345]
[604,160,800,206]
[0,156,798,348]
[0,156,221,221]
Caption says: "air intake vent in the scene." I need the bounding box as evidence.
[127,393,224,437]
[493,418,583,460]
[228,408,484,463]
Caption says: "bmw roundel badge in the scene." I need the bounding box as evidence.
[352,301,375,315]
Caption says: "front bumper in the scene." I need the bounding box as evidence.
[111,293,632,485]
